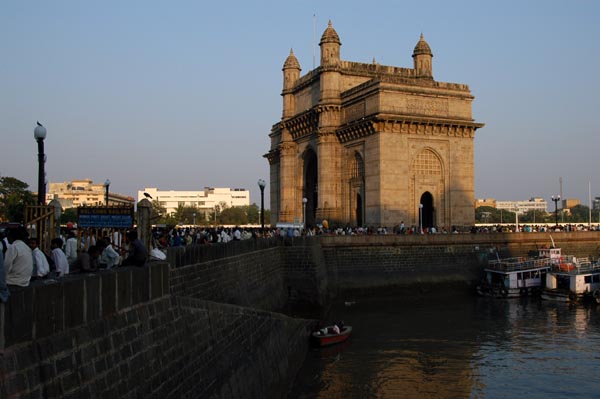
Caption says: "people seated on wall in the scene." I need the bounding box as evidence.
[98,237,120,269]
[71,245,100,273]
[4,226,33,289]
[51,238,70,278]
[28,238,50,279]
[122,230,148,267]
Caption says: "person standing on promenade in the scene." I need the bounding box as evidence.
[51,238,70,277]
[28,238,50,279]
[4,226,33,288]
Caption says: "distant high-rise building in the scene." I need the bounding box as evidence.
[47,179,134,208]
[561,198,580,209]
[138,187,250,217]
[475,198,497,208]
[494,198,547,214]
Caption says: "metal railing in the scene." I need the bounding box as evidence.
[487,257,552,272]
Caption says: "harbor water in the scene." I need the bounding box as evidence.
[289,288,600,398]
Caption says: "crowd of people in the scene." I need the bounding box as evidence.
[151,221,600,249]
[0,227,148,303]
[150,223,464,248]
[2,220,597,303]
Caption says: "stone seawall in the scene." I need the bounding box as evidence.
[0,295,312,398]
[1,263,170,350]
[169,238,330,311]
[0,257,313,399]
[3,232,599,398]
[320,232,600,292]
[170,247,288,311]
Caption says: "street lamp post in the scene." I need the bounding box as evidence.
[257,179,266,231]
[302,197,308,228]
[34,122,47,205]
[104,179,110,207]
[419,203,423,234]
[551,195,561,227]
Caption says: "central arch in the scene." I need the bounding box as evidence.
[350,151,365,226]
[303,148,318,227]
[420,191,434,228]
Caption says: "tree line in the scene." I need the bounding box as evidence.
[476,205,599,224]
[150,200,271,226]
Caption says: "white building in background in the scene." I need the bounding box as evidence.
[495,197,548,215]
[138,187,250,217]
[47,179,134,208]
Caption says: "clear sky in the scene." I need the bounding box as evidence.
[2,0,599,207]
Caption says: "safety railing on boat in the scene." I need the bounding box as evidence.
[487,257,552,272]
[549,257,600,274]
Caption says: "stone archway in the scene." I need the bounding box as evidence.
[349,151,365,226]
[356,193,363,226]
[420,191,434,228]
[303,149,318,226]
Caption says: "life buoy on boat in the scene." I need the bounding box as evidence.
[501,288,508,297]
[559,263,575,271]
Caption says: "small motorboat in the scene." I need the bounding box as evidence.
[311,325,352,347]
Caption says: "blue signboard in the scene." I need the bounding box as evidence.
[77,207,134,228]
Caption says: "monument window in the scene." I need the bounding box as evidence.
[351,152,365,180]
[414,149,442,175]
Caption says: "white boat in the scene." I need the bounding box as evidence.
[476,247,560,298]
[541,255,600,303]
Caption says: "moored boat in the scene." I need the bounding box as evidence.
[542,256,600,303]
[476,247,560,298]
[311,326,353,347]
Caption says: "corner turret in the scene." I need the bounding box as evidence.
[319,20,341,67]
[412,33,433,79]
[282,49,301,119]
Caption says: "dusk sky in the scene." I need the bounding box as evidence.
[2,1,599,207]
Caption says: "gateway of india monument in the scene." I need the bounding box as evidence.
[265,21,484,229]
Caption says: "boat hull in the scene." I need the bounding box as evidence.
[477,286,542,298]
[542,289,600,304]
[311,326,352,347]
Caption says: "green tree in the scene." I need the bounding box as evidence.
[219,206,248,225]
[566,205,591,223]
[60,208,78,224]
[172,204,201,225]
[520,209,549,223]
[151,200,167,221]
[0,176,36,222]
[247,204,259,224]
[475,206,518,224]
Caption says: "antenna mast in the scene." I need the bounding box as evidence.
[312,14,316,69]
[559,176,563,199]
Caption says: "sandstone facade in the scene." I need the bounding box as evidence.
[265,21,484,228]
